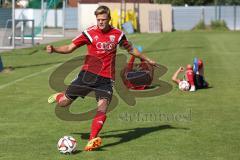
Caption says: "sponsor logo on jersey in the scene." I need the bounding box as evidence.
[96,41,116,52]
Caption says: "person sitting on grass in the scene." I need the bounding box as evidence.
[172,58,209,92]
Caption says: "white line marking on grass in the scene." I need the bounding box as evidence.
[0,36,160,90]
[0,64,61,90]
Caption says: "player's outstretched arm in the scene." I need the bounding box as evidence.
[119,37,156,66]
[172,67,184,84]
[124,44,156,66]
[131,48,156,65]
[46,43,77,54]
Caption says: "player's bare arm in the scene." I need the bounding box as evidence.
[130,48,156,65]
[172,67,184,84]
[46,43,77,54]
[121,42,156,66]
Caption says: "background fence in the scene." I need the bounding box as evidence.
[1,5,240,36]
[173,6,240,30]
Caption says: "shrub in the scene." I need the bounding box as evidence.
[210,20,229,30]
[192,20,206,30]
[192,20,229,31]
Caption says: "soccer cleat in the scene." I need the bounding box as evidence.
[84,137,102,151]
[47,92,62,104]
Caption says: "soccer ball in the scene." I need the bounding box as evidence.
[178,80,190,91]
[57,136,77,154]
[17,0,29,8]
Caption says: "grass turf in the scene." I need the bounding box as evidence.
[0,31,240,160]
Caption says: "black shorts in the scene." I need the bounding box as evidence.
[194,74,208,89]
[65,70,113,102]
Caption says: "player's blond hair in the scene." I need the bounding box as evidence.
[94,5,111,19]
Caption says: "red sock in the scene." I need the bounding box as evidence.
[186,70,195,86]
[89,111,107,140]
[198,59,203,69]
[56,93,64,103]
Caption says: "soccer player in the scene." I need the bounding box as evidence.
[46,6,156,151]
[172,58,208,92]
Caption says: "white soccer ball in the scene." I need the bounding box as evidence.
[57,136,77,154]
[17,0,29,8]
[179,80,190,91]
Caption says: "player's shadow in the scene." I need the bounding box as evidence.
[71,150,82,155]
[195,85,213,91]
[72,125,188,150]
[201,86,213,90]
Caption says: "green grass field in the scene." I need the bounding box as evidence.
[0,31,240,160]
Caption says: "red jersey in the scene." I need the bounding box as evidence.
[72,25,128,79]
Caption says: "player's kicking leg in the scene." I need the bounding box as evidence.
[48,92,63,104]
[47,71,89,107]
